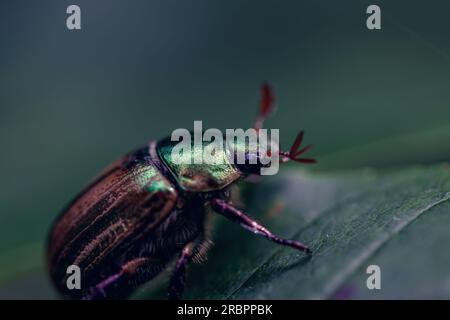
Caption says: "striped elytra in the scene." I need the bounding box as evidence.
[46,84,315,300]
[47,142,210,299]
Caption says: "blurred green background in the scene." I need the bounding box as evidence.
[1,0,450,298]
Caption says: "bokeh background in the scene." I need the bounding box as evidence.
[1,0,450,298]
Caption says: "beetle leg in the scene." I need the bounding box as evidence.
[167,242,194,300]
[83,257,165,300]
[211,198,311,254]
[167,231,213,300]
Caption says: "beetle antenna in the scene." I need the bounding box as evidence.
[279,131,317,164]
[254,82,276,131]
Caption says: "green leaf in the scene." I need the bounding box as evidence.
[1,164,450,299]
[137,164,450,299]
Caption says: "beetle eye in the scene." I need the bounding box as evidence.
[234,152,264,175]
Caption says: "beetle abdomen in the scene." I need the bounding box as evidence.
[47,144,178,298]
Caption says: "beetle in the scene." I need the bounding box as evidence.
[47,83,316,300]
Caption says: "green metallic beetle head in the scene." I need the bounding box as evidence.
[156,129,315,193]
[225,134,274,176]
[156,83,317,192]
[156,135,242,192]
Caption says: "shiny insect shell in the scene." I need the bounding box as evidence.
[46,83,317,300]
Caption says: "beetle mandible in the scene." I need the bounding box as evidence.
[47,83,316,300]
